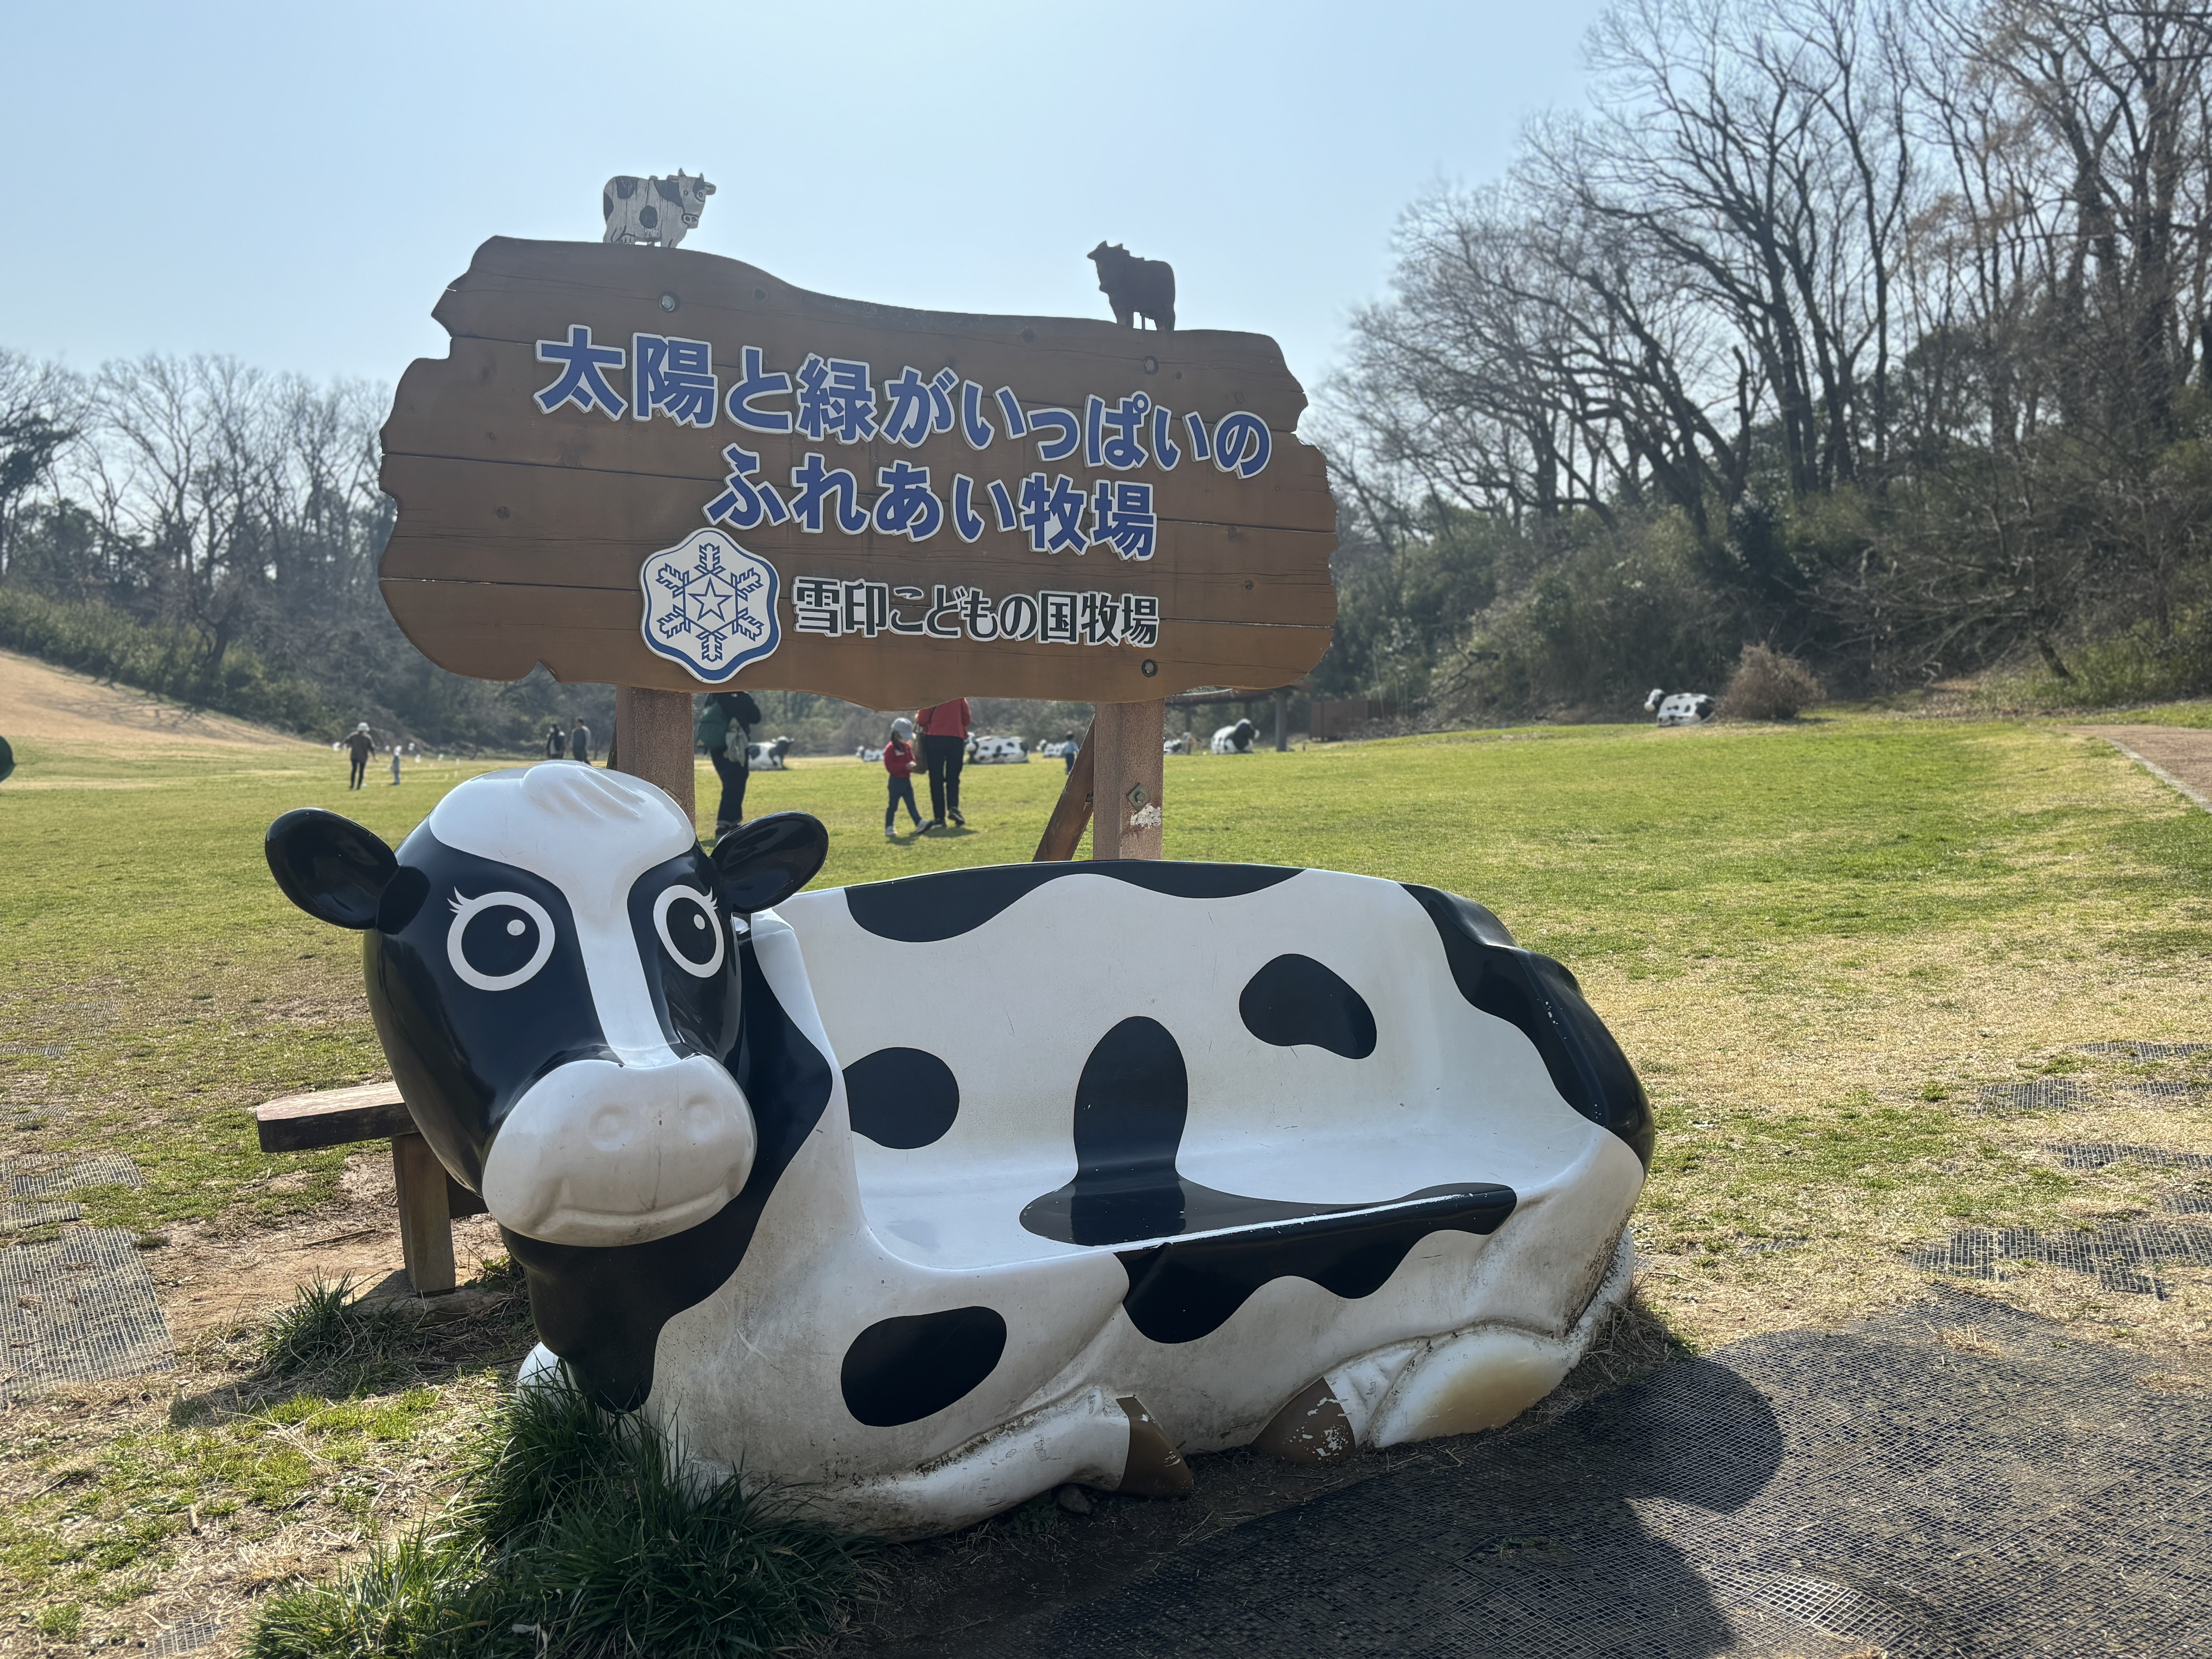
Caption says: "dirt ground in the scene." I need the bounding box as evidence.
[2081,724,2212,804]
[0,649,314,757]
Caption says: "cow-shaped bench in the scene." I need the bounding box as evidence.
[264,763,1650,1538]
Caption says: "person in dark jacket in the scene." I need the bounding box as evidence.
[914,698,973,830]
[337,722,379,790]
[543,723,566,760]
[567,719,592,764]
[696,690,763,838]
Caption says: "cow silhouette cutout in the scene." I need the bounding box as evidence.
[264,765,1650,1537]
[603,173,716,248]
[1089,242,1176,331]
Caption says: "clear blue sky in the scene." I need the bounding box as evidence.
[2,0,1605,401]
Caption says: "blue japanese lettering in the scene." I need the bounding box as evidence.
[1091,480,1156,561]
[704,445,792,530]
[1184,411,1211,461]
[725,346,793,433]
[1101,391,1151,469]
[795,355,878,444]
[1211,411,1271,478]
[633,334,717,428]
[1018,473,1090,553]
[960,381,995,450]
[1084,395,1105,467]
[994,385,1029,439]
[789,452,871,534]
[951,475,986,543]
[880,366,936,448]
[1028,407,1080,464]
[987,478,1019,532]
[1151,404,1182,469]
[873,461,944,541]
[534,325,628,419]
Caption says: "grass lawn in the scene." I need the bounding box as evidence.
[3,700,2211,1651]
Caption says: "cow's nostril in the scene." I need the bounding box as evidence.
[588,1104,630,1151]
[683,1097,723,1146]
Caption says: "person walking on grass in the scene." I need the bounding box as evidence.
[882,717,925,840]
[697,690,763,840]
[337,722,379,790]
[914,697,973,831]
[568,717,592,765]
[543,722,565,760]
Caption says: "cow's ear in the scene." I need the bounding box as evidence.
[266,809,397,930]
[712,811,828,914]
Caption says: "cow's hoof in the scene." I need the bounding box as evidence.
[1254,1377,1358,1463]
[1115,1395,1193,1496]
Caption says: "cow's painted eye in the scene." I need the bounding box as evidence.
[653,885,725,978]
[447,890,555,991]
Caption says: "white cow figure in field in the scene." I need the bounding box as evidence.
[1644,689,1716,726]
[747,737,792,770]
[1212,718,1258,754]
[602,173,716,248]
[968,735,1028,765]
[1164,733,1195,755]
[264,766,1651,1539]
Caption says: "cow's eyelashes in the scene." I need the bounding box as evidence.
[447,890,556,991]
[653,885,725,978]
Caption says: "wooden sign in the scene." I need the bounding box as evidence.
[378,239,1336,706]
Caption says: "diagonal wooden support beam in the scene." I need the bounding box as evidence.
[1033,721,1096,862]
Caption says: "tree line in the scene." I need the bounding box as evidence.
[1312,0,2212,716]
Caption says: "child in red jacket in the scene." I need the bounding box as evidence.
[883,717,924,839]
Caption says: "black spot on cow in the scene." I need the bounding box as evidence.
[1019,1018,1518,1337]
[1117,1186,1515,1344]
[1239,955,1376,1060]
[1403,884,1654,1168]
[840,1306,1007,1427]
[639,205,659,231]
[845,1048,958,1148]
[654,176,683,203]
[601,191,613,220]
[500,936,834,1412]
[614,176,639,199]
[844,862,1302,945]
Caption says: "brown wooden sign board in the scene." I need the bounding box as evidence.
[378,238,1337,707]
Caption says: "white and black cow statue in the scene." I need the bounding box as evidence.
[1211,718,1258,754]
[1645,688,1716,726]
[967,735,1028,765]
[747,736,792,770]
[264,762,1651,1539]
[602,172,715,248]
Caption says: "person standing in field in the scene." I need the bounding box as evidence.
[543,722,566,760]
[914,697,973,830]
[882,717,924,840]
[338,722,379,790]
[696,690,763,840]
[568,718,592,765]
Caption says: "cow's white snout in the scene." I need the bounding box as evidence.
[481,1054,756,1248]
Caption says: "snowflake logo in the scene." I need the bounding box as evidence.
[638,530,781,684]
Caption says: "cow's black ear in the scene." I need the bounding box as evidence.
[712,811,829,914]
[266,809,397,930]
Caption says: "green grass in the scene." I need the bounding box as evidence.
[7,706,2212,1646]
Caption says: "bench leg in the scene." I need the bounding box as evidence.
[392,1132,457,1296]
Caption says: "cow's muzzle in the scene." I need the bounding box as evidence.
[479,1054,756,1247]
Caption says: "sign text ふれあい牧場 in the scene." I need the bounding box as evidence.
[377,239,1336,706]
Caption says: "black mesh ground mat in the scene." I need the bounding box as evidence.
[2049,1141,2212,1171]
[1913,1219,2212,1297]
[953,1294,2212,1659]
[1973,1079,2088,1113]
[0,1199,83,1231]
[0,1227,175,1400]
[2077,1041,2209,1060]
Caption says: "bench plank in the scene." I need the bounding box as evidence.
[256,1081,414,1152]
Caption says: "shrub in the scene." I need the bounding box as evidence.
[1719,645,1824,721]
[245,1379,868,1659]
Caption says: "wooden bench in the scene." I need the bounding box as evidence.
[254,1081,487,1295]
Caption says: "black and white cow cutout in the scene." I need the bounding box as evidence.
[266,765,1650,1539]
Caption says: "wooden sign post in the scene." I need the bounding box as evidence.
[379,239,1336,855]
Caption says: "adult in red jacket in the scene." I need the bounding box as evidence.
[914,698,973,830]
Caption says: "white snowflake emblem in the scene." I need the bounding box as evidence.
[638,530,781,683]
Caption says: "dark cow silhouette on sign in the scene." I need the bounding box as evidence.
[602,172,716,248]
[1089,242,1176,331]
[263,767,1650,1538]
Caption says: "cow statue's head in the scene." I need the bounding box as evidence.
[266,764,825,1251]
[676,170,715,225]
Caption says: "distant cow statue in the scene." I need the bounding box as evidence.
[1089,242,1176,331]
[1212,718,1259,755]
[1644,689,1716,726]
[603,173,716,248]
[264,766,1649,1538]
